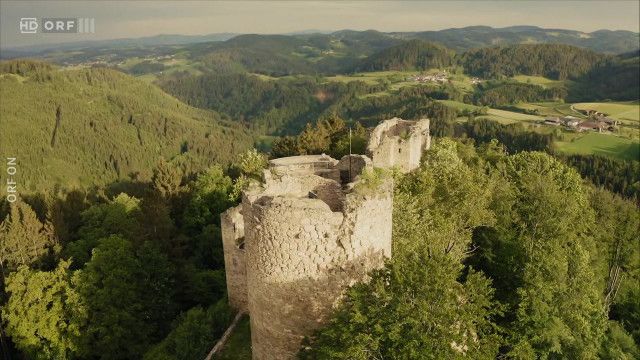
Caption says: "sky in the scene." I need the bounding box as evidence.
[1,0,639,49]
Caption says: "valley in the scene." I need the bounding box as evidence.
[0,17,639,360]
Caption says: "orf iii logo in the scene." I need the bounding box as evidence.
[19,17,95,34]
[19,18,38,34]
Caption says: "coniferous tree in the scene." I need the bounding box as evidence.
[0,201,53,273]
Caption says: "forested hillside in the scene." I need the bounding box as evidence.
[158,73,388,134]
[462,44,607,80]
[158,71,464,135]
[0,149,269,359]
[401,25,639,54]
[0,60,253,193]
[355,39,455,71]
[568,54,640,101]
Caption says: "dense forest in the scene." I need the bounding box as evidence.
[461,44,607,80]
[0,149,268,359]
[0,61,253,193]
[568,54,640,101]
[2,136,638,359]
[159,73,383,134]
[298,138,639,359]
[355,39,456,72]
[471,81,567,107]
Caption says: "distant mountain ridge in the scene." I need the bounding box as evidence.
[2,25,637,59]
[395,25,639,54]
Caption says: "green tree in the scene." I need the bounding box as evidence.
[152,158,184,198]
[300,254,501,359]
[64,193,142,268]
[599,321,639,360]
[143,300,233,360]
[302,139,502,358]
[0,200,54,273]
[236,148,267,180]
[182,165,233,231]
[73,235,175,359]
[2,260,86,359]
[393,138,496,261]
[494,152,607,358]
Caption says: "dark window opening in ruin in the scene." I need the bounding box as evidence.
[340,170,350,183]
[308,191,318,199]
[398,148,402,153]
[236,237,245,250]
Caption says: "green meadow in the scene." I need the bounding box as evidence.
[572,101,640,123]
[511,75,569,88]
[555,132,640,161]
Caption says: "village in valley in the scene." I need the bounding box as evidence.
[407,69,483,85]
[543,109,619,132]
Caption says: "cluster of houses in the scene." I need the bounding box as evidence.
[114,54,175,67]
[407,71,449,84]
[543,114,618,132]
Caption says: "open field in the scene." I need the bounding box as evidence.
[572,101,640,122]
[514,102,583,118]
[483,108,543,124]
[511,75,569,89]
[555,132,640,161]
[437,99,480,112]
[325,70,408,85]
[441,100,638,160]
[326,69,476,98]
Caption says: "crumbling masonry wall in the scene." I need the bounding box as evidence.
[221,206,248,313]
[220,117,429,359]
[243,166,392,359]
[367,117,430,172]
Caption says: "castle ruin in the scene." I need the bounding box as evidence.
[367,117,430,172]
[221,118,430,359]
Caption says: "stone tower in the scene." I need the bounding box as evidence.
[220,118,429,359]
[367,117,430,172]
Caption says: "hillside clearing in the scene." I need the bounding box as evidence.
[572,101,640,122]
[555,132,640,161]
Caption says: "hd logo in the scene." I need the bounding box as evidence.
[19,18,95,34]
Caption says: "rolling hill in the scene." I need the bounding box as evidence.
[0,60,253,194]
[461,43,607,80]
[355,40,455,72]
[395,25,639,54]
[7,26,637,79]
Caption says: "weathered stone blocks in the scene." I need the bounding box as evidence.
[220,118,429,359]
[367,117,431,172]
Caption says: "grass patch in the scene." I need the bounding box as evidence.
[215,315,252,360]
[555,132,640,161]
[475,108,543,125]
[437,100,480,112]
[511,75,568,89]
[572,101,640,122]
[514,102,583,118]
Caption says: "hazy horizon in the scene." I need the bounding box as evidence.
[1,1,639,49]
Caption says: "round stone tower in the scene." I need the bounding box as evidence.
[242,155,393,359]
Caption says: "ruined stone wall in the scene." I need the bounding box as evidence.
[336,154,372,183]
[219,132,417,359]
[367,117,430,172]
[268,154,340,182]
[243,176,392,360]
[221,205,247,312]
